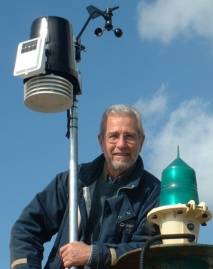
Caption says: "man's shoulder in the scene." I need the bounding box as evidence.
[79,154,105,185]
[136,157,160,186]
[48,170,69,190]
[143,169,160,183]
[141,169,161,192]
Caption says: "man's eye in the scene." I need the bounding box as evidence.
[106,134,119,143]
[106,133,138,144]
[124,134,136,141]
[108,134,118,140]
[125,134,133,139]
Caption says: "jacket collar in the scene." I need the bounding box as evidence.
[78,154,105,186]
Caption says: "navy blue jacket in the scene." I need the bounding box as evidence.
[10,155,160,269]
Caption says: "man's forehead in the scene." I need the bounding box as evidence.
[106,115,138,129]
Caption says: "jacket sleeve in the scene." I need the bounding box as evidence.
[10,172,68,269]
[91,222,159,269]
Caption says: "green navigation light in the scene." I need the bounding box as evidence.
[160,146,199,206]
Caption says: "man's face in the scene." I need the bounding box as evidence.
[99,115,144,177]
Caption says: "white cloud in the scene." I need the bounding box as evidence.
[138,0,213,43]
[134,83,168,135]
[135,90,213,209]
[135,83,168,121]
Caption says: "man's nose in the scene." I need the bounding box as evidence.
[116,135,127,147]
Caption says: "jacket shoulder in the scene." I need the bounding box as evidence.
[78,154,105,186]
[143,169,160,187]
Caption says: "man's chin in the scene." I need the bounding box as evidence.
[111,161,132,174]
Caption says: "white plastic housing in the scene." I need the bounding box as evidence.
[13,37,46,78]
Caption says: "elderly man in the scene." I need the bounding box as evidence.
[10,104,160,269]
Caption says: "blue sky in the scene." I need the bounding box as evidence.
[1,0,213,268]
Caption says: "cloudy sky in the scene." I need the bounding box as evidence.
[1,0,213,268]
[138,0,213,44]
[137,0,213,207]
[136,87,213,205]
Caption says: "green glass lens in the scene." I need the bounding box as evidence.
[160,153,199,206]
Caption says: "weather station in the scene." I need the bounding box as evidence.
[13,4,213,269]
[13,5,123,269]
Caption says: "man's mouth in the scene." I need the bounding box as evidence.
[113,152,130,157]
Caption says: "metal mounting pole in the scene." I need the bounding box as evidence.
[68,97,78,269]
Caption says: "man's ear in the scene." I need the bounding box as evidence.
[98,134,103,150]
[139,135,145,152]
